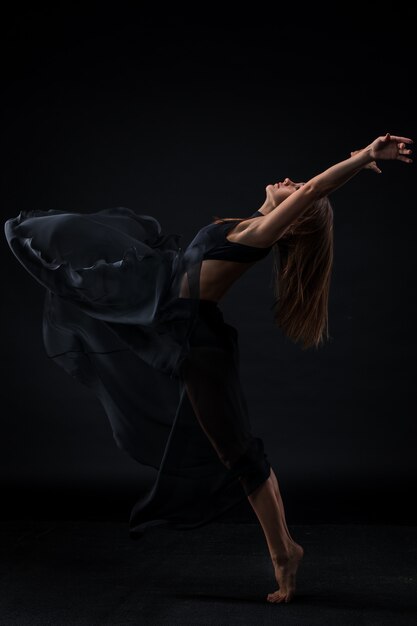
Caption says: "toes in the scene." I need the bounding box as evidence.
[267,591,278,601]
[267,590,286,603]
[272,595,285,603]
[267,588,295,604]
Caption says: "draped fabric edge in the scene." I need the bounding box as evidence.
[4,206,270,538]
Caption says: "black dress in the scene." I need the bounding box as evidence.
[4,206,272,537]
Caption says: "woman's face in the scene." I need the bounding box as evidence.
[266,178,304,206]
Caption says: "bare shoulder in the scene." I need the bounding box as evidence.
[232,184,318,246]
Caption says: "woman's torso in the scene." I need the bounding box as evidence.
[179,211,272,302]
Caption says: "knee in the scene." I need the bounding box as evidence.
[228,437,271,497]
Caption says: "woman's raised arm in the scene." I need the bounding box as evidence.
[253,133,413,245]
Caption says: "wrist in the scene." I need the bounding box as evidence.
[353,146,374,167]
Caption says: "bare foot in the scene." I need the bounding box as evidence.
[267,542,304,604]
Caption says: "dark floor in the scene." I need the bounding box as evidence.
[0,521,416,626]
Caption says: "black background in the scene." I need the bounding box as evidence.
[1,8,415,524]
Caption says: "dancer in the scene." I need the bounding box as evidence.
[4,133,412,603]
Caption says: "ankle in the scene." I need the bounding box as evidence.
[271,546,292,567]
[271,539,302,565]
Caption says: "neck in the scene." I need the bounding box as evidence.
[257,198,276,215]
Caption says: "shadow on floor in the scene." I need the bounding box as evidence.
[0,521,416,625]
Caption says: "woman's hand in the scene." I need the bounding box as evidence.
[350,149,382,174]
[351,134,413,174]
[367,133,413,164]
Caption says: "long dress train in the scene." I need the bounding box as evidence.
[4,206,271,537]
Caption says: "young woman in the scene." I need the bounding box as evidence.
[4,133,412,604]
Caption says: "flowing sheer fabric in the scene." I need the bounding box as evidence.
[5,207,271,536]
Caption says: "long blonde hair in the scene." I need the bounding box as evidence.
[212,196,334,349]
[272,197,334,349]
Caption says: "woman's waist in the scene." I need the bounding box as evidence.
[177,296,220,308]
[175,296,226,325]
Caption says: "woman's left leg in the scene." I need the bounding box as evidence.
[180,304,303,602]
[180,344,304,603]
[270,467,298,544]
[180,342,270,485]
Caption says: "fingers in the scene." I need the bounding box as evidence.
[367,160,382,173]
[397,155,413,163]
[388,135,414,144]
[398,143,413,163]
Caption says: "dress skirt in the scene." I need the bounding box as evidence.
[4,206,271,537]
